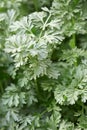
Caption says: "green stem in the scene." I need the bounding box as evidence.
[73,34,76,47]
[38,13,51,40]
[69,34,76,48]
[69,16,76,48]
[37,109,48,118]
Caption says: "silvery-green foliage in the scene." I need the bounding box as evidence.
[5,8,62,79]
[0,0,87,130]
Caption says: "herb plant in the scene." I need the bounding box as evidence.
[0,0,87,130]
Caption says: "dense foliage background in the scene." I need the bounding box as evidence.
[0,0,87,129]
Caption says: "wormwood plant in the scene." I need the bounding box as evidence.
[0,0,87,130]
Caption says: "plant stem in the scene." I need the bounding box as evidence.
[38,13,51,39]
[69,34,76,48]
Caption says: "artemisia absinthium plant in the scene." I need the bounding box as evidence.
[0,0,87,129]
